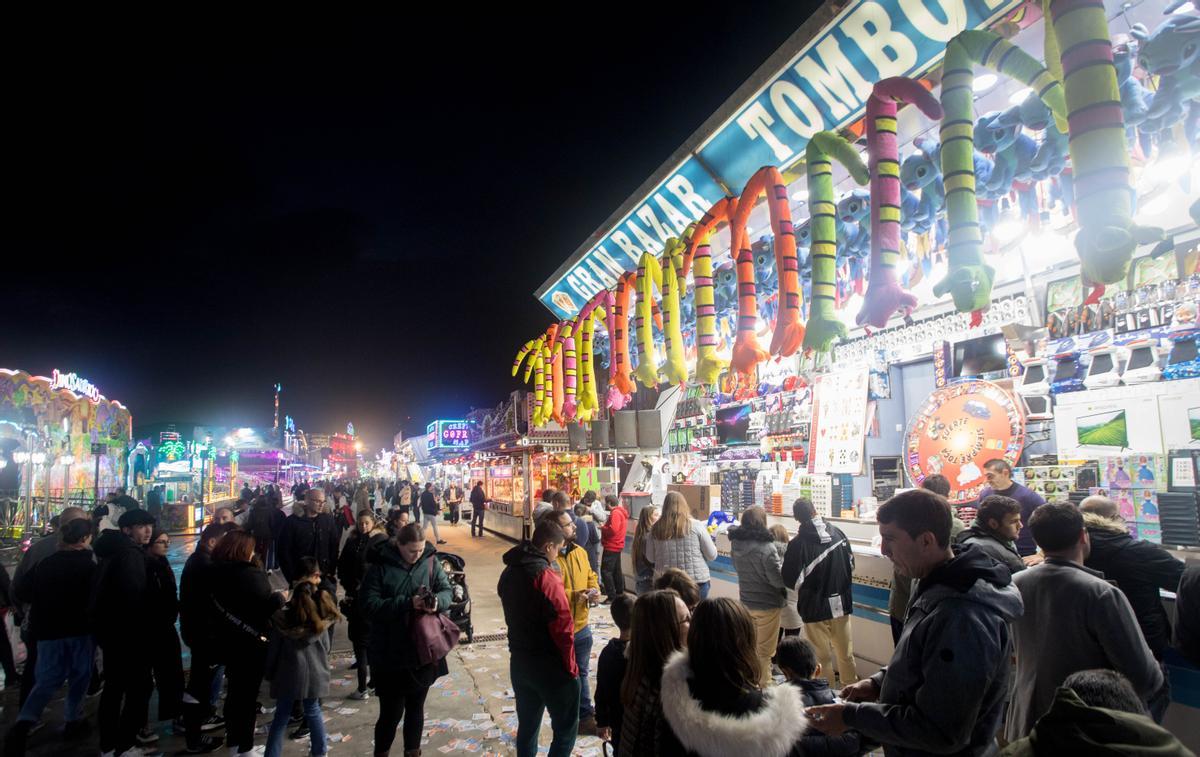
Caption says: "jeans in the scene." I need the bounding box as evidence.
[423,511,442,541]
[600,551,625,598]
[449,504,460,524]
[18,636,94,724]
[223,647,266,753]
[266,696,326,757]
[697,581,711,599]
[471,509,486,537]
[511,656,579,757]
[374,685,430,754]
[98,642,154,754]
[18,629,37,706]
[183,650,217,748]
[211,664,225,707]
[574,625,594,718]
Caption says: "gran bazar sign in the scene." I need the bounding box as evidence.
[538,0,1021,319]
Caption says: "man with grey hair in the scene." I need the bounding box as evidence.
[1080,494,1184,722]
[11,506,88,705]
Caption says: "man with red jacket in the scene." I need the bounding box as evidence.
[498,520,579,757]
[599,495,628,603]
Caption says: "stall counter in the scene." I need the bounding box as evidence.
[482,508,528,541]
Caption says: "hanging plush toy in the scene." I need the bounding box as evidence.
[1045,0,1165,293]
[547,323,564,424]
[753,238,780,326]
[803,131,870,354]
[996,93,1069,178]
[1131,14,1200,136]
[713,265,738,344]
[513,335,548,426]
[1113,39,1153,151]
[608,273,637,405]
[577,313,598,422]
[557,319,580,421]
[858,77,944,329]
[634,252,662,389]
[682,204,734,385]
[512,338,538,380]
[661,240,689,385]
[730,223,770,375]
[936,29,1067,320]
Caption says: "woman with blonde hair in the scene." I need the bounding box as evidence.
[631,505,659,595]
[644,492,717,598]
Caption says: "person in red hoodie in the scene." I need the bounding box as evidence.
[498,520,578,757]
[599,495,628,603]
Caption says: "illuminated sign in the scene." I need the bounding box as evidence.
[427,420,472,451]
[49,369,100,402]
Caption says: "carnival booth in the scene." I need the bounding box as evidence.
[508,0,1200,739]
[0,368,132,533]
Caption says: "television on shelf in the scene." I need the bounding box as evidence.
[715,403,753,446]
[1016,358,1050,396]
[953,333,1009,377]
[1075,409,1129,449]
[1083,348,1124,389]
[1021,394,1053,421]
[1122,341,1160,384]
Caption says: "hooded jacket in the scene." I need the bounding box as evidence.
[337,525,389,599]
[497,541,577,679]
[843,544,1024,757]
[728,525,787,611]
[956,520,1026,575]
[179,547,214,651]
[789,678,863,757]
[145,552,180,630]
[89,529,150,646]
[207,559,285,658]
[265,588,338,700]
[658,650,808,757]
[780,518,854,623]
[276,512,340,587]
[601,504,629,553]
[1083,512,1185,658]
[1000,687,1194,757]
[1005,557,1162,742]
[360,539,453,676]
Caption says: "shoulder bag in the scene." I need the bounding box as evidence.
[412,557,459,665]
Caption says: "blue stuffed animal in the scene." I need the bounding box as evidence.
[712,264,738,341]
[974,111,1038,193]
[1132,13,1200,136]
[1112,38,1154,152]
[901,137,946,220]
[836,189,871,261]
[995,95,1069,179]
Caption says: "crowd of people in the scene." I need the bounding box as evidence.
[0,470,1197,757]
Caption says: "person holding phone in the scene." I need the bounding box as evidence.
[552,509,601,735]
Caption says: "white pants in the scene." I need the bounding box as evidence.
[423,511,442,541]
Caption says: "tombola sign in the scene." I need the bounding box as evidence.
[904,380,1025,505]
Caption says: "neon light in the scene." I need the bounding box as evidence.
[48,369,100,402]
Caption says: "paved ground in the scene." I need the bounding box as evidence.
[0,520,618,755]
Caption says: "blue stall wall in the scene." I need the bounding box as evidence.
[852,359,937,502]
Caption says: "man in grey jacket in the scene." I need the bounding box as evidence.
[807,489,1023,756]
[1004,502,1162,741]
[955,495,1026,575]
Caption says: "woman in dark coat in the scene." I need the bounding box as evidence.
[361,522,453,756]
[337,509,389,699]
[142,528,185,736]
[209,530,286,756]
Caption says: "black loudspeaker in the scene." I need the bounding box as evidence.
[636,409,663,451]
[614,411,638,450]
[591,418,611,450]
[567,422,589,452]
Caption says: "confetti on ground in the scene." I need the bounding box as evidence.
[335,707,359,715]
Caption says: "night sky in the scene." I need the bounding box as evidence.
[3,4,820,449]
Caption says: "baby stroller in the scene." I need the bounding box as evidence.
[437,551,473,643]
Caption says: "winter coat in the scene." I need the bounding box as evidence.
[89,529,150,647]
[208,560,286,660]
[594,637,626,745]
[956,520,1026,575]
[12,532,67,630]
[842,544,1025,757]
[337,526,389,599]
[276,512,340,587]
[1083,512,1185,659]
[976,482,1045,556]
[889,518,966,621]
[780,518,854,623]
[1179,563,1200,667]
[247,502,282,557]
[619,672,681,757]
[556,542,600,633]
[419,490,439,515]
[28,549,96,641]
[145,553,180,630]
[601,505,629,553]
[1005,557,1163,742]
[360,539,453,682]
[179,548,214,651]
[1000,686,1192,756]
[265,591,336,700]
[727,525,787,611]
[789,678,863,757]
[644,519,718,584]
[469,485,486,511]
[497,541,577,679]
[658,650,808,757]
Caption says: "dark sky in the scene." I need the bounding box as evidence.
[3,4,820,449]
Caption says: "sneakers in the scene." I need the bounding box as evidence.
[436,539,447,545]
[201,714,226,732]
[289,724,310,741]
[347,689,370,701]
[136,727,160,745]
[288,711,305,726]
[184,736,224,754]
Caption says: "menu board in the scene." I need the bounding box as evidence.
[809,367,870,475]
[904,380,1026,504]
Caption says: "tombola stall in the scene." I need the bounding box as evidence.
[0,368,132,532]
[509,0,1200,738]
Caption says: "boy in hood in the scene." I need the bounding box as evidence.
[808,489,1024,756]
[956,495,1026,575]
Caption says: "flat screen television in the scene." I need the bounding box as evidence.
[953,333,1008,376]
[716,403,753,446]
[1076,409,1129,448]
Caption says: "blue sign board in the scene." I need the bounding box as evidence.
[537,0,1020,320]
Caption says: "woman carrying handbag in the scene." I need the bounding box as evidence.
[361,522,454,757]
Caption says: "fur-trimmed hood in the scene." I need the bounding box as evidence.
[660,650,807,757]
[1082,511,1128,535]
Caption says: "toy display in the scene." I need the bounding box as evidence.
[634,251,662,389]
[661,240,689,386]
[610,273,637,403]
[690,223,729,386]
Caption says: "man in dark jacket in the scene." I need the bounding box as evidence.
[111,488,140,512]
[808,489,1024,756]
[1080,495,1184,722]
[277,488,340,595]
[91,509,156,757]
[956,495,1026,575]
[781,497,857,685]
[1180,563,1200,667]
[469,481,487,538]
[179,521,237,751]
[145,485,164,523]
[498,520,579,757]
[977,459,1045,557]
[419,482,446,545]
